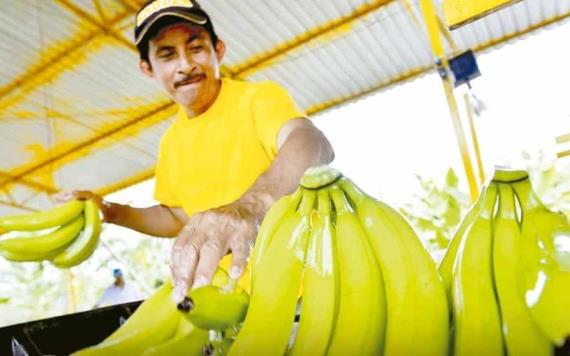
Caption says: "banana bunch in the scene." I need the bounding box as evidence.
[0,199,102,268]
[439,168,570,355]
[73,268,246,356]
[229,166,449,356]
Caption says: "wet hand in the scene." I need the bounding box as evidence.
[170,200,263,303]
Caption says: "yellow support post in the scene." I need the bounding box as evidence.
[66,269,77,313]
[464,94,486,184]
[419,0,480,202]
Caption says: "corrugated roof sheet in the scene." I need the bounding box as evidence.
[0,0,569,214]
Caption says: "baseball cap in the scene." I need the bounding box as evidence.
[134,0,213,46]
[113,268,123,278]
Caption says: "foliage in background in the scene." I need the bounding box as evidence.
[400,168,471,252]
[401,151,570,254]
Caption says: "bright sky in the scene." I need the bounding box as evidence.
[108,20,570,209]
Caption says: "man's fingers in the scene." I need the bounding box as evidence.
[229,241,251,280]
[193,240,225,289]
[171,225,201,303]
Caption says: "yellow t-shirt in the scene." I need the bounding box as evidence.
[153,78,304,215]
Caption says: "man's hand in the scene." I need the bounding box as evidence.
[54,190,113,222]
[171,193,270,303]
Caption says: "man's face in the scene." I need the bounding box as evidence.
[141,23,225,114]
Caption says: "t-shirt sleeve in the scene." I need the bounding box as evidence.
[252,81,305,157]
[153,132,180,207]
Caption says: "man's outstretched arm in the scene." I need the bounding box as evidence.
[170,118,334,302]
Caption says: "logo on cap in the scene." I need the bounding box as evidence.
[136,0,195,27]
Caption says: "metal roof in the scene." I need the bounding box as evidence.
[1,0,569,214]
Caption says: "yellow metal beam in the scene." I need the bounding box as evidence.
[556,133,570,144]
[306,65,431,115]
[419,0,479,201]
[0,9,134,116]
[0,101,176,191]
[0,171,57,193]
[558,150,570,159]
[55,0,136,51]
[231,0,395,78]
[92,0,109,24]
[0,200,37,212]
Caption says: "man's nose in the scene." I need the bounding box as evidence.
[177,53,194,74]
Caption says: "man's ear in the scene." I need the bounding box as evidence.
[215,40,226,62]
[140,60,153,78]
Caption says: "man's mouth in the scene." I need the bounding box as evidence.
[175,74,206,88]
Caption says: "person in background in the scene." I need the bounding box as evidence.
[61,0,334,304]
[94,268,143,308]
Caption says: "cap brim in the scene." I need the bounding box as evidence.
[135,11,207,45]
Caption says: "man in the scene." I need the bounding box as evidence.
[65,0,334,304]
[94,269,143,308]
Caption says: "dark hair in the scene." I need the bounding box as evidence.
[136,17,219,63]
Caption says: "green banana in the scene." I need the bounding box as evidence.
[52,200,102,268]
[342,178,448,356]
[73,280,179,355]
[439,189,486,304]
[179,285,249,330]
[0,215,84,256]
[326,185,386,356]
[513,179,570,345]
[451,184,503,356]
[1,249,61,262]
[228,190,315,356]
[289,189,338,356]
[142,317,210,356]
[492,183,552,355]
[0,200,84,231]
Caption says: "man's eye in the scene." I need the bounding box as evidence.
[190,46,203,52]
[158,51,174,59]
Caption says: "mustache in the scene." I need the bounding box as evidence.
[174,74,206,88]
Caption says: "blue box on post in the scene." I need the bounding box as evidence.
[449,50,481,87]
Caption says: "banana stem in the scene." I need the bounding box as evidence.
[300,166,342,189]
[491,168,529,183]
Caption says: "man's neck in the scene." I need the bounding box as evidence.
[183,79,223,119]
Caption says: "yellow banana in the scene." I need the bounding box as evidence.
[439,189,486,303]
[142,317,210,356]
[289,189,338,356]
[0,215,84,256]
[326,185,386,356]
[179,285,249,330]
[492,183,552,355]
[513,179,570,345]
[0,200,84,231]
[451,184,503,356]
[228,190,315,356]
[251,188,303,271]
[211,336,234,355]
[341,178,448,356]
[72,280,179,355]
[52,200,102,268]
